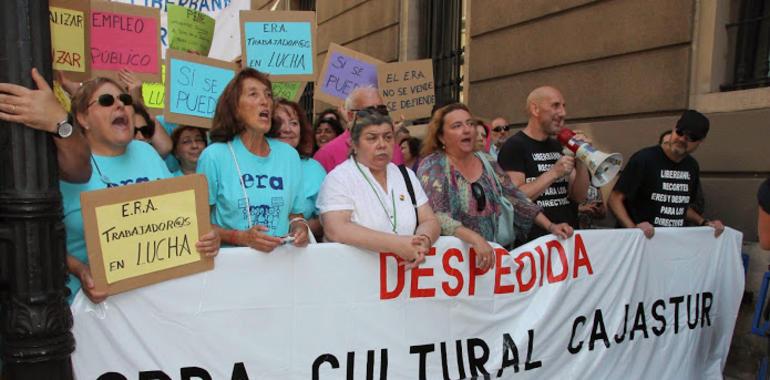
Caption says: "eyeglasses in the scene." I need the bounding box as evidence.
[88,93,133,108]
[492,124,513,133]
[470,182,486,212]
[134,124,155,139]
[674,128,700,142]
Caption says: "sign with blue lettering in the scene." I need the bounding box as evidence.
[315,43,383,107]
[164,49,237,128]
[239,10,316,81]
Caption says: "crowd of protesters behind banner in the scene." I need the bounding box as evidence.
[3,61,760,306]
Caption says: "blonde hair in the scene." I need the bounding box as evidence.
[420,103,471,156]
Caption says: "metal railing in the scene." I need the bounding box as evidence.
[722,0,770,91]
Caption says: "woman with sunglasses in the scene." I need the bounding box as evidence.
[131,102,173,158]
[197,68,309,252]
[317,109,440,267]
[269,98,326,240]
[60,78,221,304]
[170,125,207,176]
[417,103,573,270]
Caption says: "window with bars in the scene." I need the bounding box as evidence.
[722,0,770,91]
[420,0,464,106]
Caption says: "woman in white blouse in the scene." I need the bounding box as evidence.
[317,108,440,267]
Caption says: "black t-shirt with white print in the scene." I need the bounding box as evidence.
[498,130,577,240]
[613,145,700,227]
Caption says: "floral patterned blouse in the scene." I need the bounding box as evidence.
[417,151,542,243]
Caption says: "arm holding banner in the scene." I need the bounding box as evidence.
[0,68,91,183]
[609,190,655,239]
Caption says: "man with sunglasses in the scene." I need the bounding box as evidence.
[489,117,511,159]
[313,86,403,173]
[609,109,725,239]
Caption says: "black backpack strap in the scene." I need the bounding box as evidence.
[398,164,419,227]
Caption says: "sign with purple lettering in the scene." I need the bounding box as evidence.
[164,50,237,129]
[90,1,161,83]
[315,43,382,107]
[240,10,316,82]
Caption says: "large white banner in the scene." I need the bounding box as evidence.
[72,228,744,379]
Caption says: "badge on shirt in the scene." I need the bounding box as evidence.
[399,194,405,201]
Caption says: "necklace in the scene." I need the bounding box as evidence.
[90,155,111,185]
[354,159,397,233]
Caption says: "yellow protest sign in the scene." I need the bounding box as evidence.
[53,81,72,112]
[81,174,213,296]
[50,6,87,73]
[143,63,166,109]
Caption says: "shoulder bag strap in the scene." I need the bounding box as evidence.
[398,164,419,229]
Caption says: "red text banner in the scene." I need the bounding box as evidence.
[72,228,743,379]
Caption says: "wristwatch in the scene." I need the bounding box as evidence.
[55,116,73,139]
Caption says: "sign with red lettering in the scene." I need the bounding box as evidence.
[90,1,162,82]
[72,229,743,379]
[49,0,91,81]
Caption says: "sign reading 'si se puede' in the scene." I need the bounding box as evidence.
[80,174,213,296]
[239,10,316,82]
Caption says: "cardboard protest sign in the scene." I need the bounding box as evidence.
[49,0,90,81]
[90,1,162,82]
[142,63,166,110]
[167,4,215,55]
[377,59,436,121]
[164,50,237,128]
[315,43,382,106]
[272,82,306,102]
[80,174,213,296]
[239,11,316,81]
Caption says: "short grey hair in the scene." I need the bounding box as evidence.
[350,110,393,147]
[344,85,379,111]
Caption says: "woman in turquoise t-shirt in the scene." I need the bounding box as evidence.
[269,98,326,241]
[197,68,309,252]
[61,78,221,304]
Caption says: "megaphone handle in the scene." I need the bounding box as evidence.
[562,147,575,157]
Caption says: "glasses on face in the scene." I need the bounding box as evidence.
[492,124,512,133]
[470,182,486,212]
[353,104,390,117]
[88,93,133,108]
[674,128,700,143]
[134,124,155,139]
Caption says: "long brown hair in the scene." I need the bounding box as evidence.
[420,102,471,156]
[209,68,272,143]
[268,98,314,158]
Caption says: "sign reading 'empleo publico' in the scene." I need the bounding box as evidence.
[80,174,213,296]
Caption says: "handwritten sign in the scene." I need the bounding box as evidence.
[165,50,237,128]
[142,63,166,110]
[239,11,316,81]
[90,1,161,82]
[272,82,306,102]
[50,1,89,79]
[80,174,212,296]
[167,4,215,55]
[315,43,382,106]
[377,59,436,120]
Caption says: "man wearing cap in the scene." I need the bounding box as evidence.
[608,109,725,238]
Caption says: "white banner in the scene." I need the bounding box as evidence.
[72,228,744,379]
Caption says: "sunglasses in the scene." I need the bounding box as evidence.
[492,124,513,133]
[470,182,486,212]
[134,124,155,139]
[674,128,700,142]
[88,93,133,108]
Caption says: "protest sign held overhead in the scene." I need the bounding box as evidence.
[315,43,382,106]
[142,63,166,110]
[167,4,216,56]
[272,82,306,102]
[49,0,90,81]
[378,59,436,121]
[165,50,237,128]
[89,1,162,82]
[239,10,316,81]
[80,174,213,296]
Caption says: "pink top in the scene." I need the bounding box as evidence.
[313,129,404,173]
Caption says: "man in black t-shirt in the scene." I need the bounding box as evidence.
[498,86,591,242]
[609,109,725,238]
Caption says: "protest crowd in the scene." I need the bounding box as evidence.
[0,1,766,378]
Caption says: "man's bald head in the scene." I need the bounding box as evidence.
[525,86,563,116]
[524,86,566,136]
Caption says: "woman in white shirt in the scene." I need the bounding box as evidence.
[317,108,440,267]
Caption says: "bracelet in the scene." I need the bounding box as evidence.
[418,233,432,246]
[289,217,309,231]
